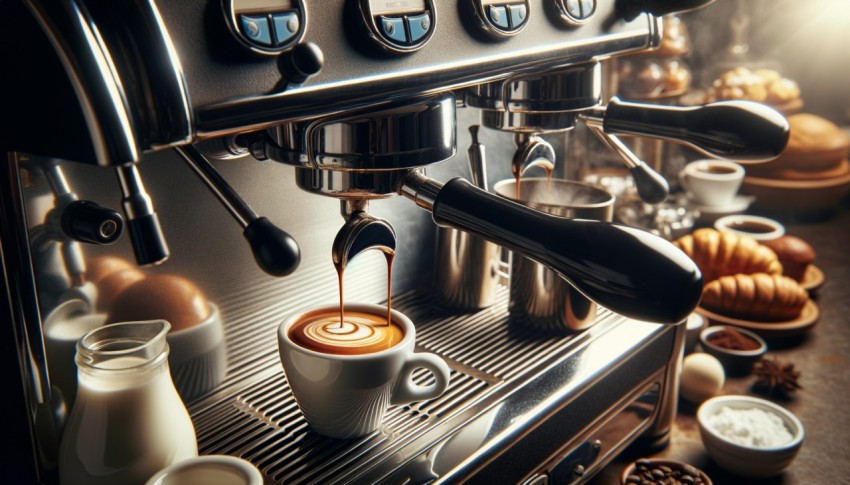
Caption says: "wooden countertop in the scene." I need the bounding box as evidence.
[592,199,850,484]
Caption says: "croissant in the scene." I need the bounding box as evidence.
[701,273,809,321]
[673,228,783,282]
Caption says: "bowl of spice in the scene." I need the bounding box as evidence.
[620,458,711,485]
[699,325,767,376]
[697,395,804,478]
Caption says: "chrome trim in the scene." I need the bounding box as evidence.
[195,17,656,137]
[26,0,138,165]
[294,167,420,199]
[264,94,456,170]
[25,0,192,165]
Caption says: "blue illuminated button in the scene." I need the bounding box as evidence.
[407,12,431,43]
[240,15,272,46]
[508,4,527,28]
[565,0,582,19]
[272,12,300,46]
[579,0,596,18]
[488,5,510,29]
[380,16,407,44]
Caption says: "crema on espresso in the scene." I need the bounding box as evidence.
[289,310,404,355]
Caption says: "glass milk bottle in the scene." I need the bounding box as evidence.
[59,320,197,485]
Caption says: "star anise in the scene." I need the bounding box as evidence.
[753,356,802,396]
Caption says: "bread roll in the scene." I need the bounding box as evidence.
[701,273,809,321]
[673,228,783,282]
[784,113,850,156]
[761,235,816,282]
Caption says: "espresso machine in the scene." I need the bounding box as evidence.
[0,0,789,482]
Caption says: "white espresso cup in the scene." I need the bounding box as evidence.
[679,159,745,207]
[277,303,450,439]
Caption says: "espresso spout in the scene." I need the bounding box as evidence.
[401,172,703,324]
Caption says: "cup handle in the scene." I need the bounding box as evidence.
[391,352,451,405]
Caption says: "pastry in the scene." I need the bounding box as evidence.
[701,273,809,321]
[761,235,816,282]
[705,67,800,107]
[673,228,783,282]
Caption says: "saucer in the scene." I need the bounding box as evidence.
[695,299,819,338]
[801,264,825,293]
[688,195,756,224]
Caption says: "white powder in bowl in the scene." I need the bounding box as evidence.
[706,406,794,448]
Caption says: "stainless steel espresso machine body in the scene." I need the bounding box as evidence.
[1,0,789,482]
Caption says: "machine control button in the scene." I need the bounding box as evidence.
[240,15,273,46]
[508,3,527,28]
[407,13,432,43]
[473,0,529,37]
[272,12,300,46]
[554,0,595,25]
[488,5,510,29]
[579,0,596,19]
[226,0,306,55]
[565,0,582,18]
[380,16,408,44]
[360,0,436,54]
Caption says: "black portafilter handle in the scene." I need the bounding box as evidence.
[417,177,703,324]
[600,97,790,161]
[615,0,717,22]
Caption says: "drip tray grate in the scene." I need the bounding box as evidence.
[189,274,632,484]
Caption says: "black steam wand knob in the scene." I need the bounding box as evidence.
[585,97,790,161]
[175,145,300,276]
[400,171,703,324]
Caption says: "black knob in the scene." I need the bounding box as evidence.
[615,0,716,21]
[431,178,703,324]
[61,200,124,245]
[244,217,301,276]
[278,42,323,84]
[603,97,790,161]
[630,162,670,204]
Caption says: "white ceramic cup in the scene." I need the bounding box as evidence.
[278,303,451,439]
[679,159,745,207]
[714,214,785,242]
[146,455,263,485]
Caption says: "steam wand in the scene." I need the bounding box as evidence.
[175,145,301,276]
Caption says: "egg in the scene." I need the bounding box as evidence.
[95,268,145,312]
[86,255,135,285]
[680,352,725,404]
[106,274,211,332]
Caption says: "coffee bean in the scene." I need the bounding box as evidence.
[626,474,642,484]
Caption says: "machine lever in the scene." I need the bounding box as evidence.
[585,96,789,161]
[587,126,669,204]
[615,0,716,21]
[400,172,702,324]
[175,145,301,276]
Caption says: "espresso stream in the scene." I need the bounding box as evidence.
[290,249,398,355]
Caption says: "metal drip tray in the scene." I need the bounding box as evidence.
[189,273,681,484]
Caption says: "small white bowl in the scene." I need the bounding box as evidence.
[684,312,707,354]
[146,455,262,485]
[714,214,785,241]
[697,395,804,478]
[167,302,227,402]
